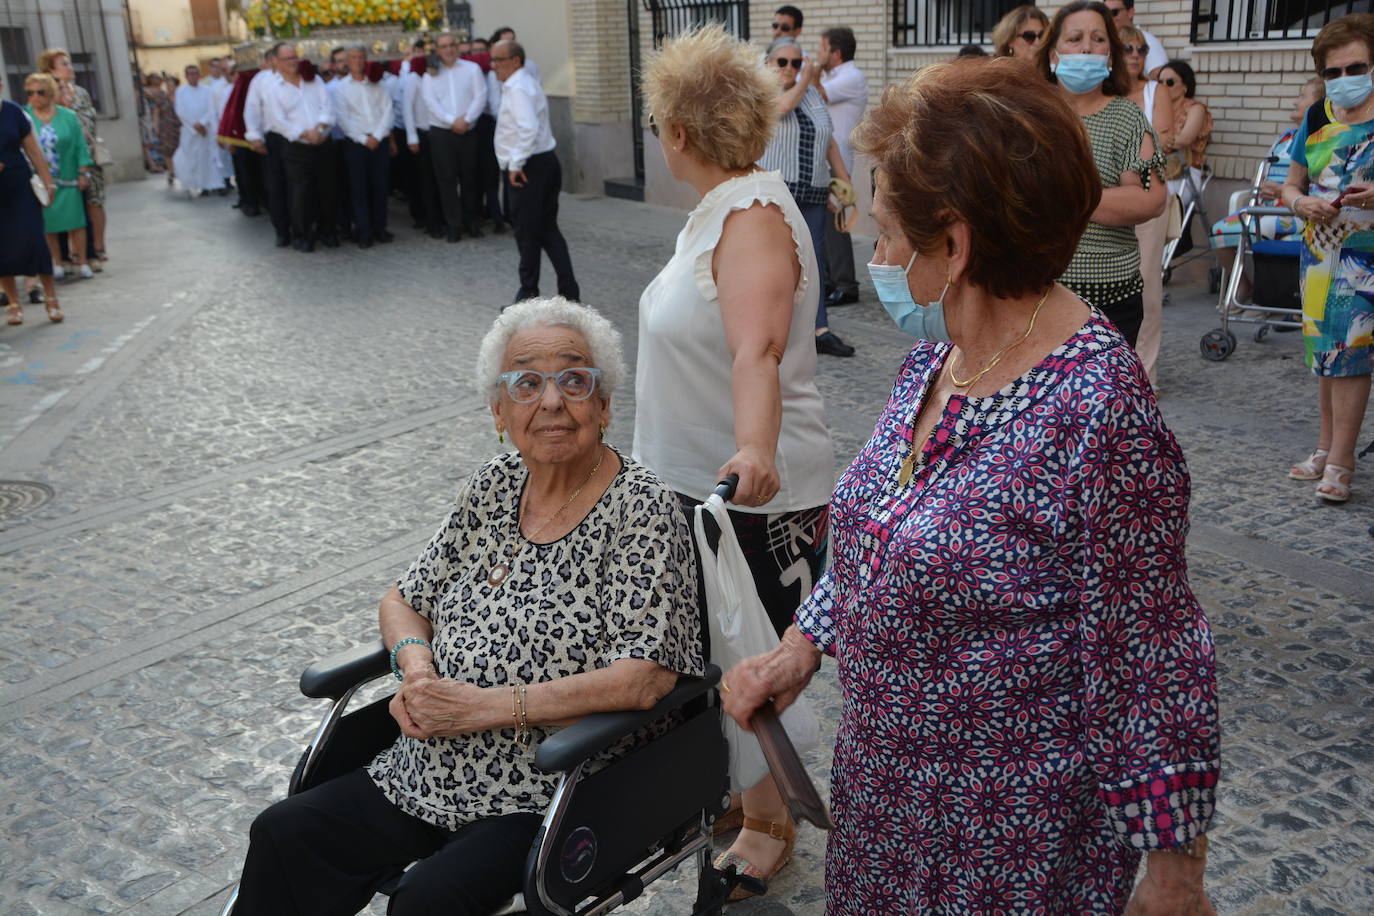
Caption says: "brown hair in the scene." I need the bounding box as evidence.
[1035,1,1132,97]
[1311,13,1374,72]
[853,57,1100,300]
[37,47,70,74]
[991,6,1049,58]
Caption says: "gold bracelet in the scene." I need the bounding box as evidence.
[515,685,531,747]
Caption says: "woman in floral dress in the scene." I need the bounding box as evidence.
[1280,14,1374,503]
[722,58,1219,916]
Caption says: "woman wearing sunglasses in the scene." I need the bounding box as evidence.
[23,72,94,290]
[1036,1,1166,347]
[991,4,1049,60]
[1120,25,1175,386]
[232,297,704,914]
[759,35,857,358]
[1157,59,1212,212]
[1279,14,1374,503]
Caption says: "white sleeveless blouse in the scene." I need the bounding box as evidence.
[632,170,835,512]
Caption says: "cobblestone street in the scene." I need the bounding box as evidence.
[1,177,1371,915]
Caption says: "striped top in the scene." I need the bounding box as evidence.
[1060,97,1166,307]
[758,86,833,207]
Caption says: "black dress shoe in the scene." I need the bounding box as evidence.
[467,225,484,239]
[28,288,44,304]
[295,239,315,253]
[278,236,293,248]
[357,239,374,249]
[376,230,394,244]
[826,289,860,308]
[446,231,461,243]
[427,226,444,239]
[815,331,855,357]
[320,236,340,249]
[243,206,261,218]
[491,220,507,235]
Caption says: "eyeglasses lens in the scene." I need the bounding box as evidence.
[505,369,598,403]
[1322,62,1371,79]
[1019,31,1043,43]
[772,22,792,32]
[777,58,802,69]
[649,114,659,138]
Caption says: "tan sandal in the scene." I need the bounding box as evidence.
[45,299,63,323]
[1317,464,1353,503]
[5,303,21,326]
[712,815,797,902]
[1289,449,1329,480]
[711,805,744,837]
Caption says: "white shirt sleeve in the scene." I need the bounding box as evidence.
[461,63,486,126]
[244,73,267,142]
[312,80,333,134]
[499,80,540,172]
[403,75,421,145]
[368,83,393,141]
[1143,28,1169,76]
[422,71,456,127]
[335,81,364,144]
[822,65,866,106]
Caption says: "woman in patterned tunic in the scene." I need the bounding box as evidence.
[1279,14,1374,504]
[234,298,703,915]
[23,73,93,283]
[40,49,107,266]
[1037,1,1166,348]
[722,58,1219,915]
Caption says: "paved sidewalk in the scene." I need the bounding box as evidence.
[0,177,1370,915]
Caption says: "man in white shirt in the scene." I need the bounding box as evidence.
[172,64,225,195]
[492,41,578,303]
[813,26,867,308]
[489,28,540,83]
[244,45,289,241]
[334,45,396,248]
[401,56,443,237]
[323,47,354,242]
[1104,0,1168,77]
[422,32,487,242]
[260,43,337,252]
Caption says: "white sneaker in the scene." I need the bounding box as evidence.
[52,265,66,280]
[78,264,94,280]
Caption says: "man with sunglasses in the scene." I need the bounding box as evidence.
[772,6,804,43]
[1103,0,1168,77]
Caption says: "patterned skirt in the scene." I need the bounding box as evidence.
[1300,214,1374,378]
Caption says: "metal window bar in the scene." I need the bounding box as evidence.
[893,0,1022,48]
[1192,0,1374,43]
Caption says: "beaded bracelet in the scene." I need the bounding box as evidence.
[389,637,432,680]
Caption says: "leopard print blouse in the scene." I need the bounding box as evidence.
[367,449,703,830]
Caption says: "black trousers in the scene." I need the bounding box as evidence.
[410,130,442,232]
[330,135,352,235]
[391,127,420,216]
[473,114,503,223]
[508,150,578,301]
[237,768,541,916]
[233,144,266,212]
[428,127,479,233]
[264,132,292,242]
[825,214,858,297]
[1101,290,1145,348]
[283,138,339,243]
[343,139,390,242]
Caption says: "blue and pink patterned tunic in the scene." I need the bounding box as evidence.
[796,314,1220,914]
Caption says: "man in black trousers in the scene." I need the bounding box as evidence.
[259,44,338,251]
[491,41,578,302]
[421,33,487,243]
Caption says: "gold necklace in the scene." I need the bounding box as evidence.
[487,447,606,586]
[946,286,1051,388]
[896,287,1051,487]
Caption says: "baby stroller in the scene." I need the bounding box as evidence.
[1202,155,1303,360]
[1162,152,1222,301]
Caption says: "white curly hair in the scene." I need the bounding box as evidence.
[474,297,626,403]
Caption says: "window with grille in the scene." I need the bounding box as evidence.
[892,0,1022,47]
[644,0,749,47]
[1192,0,1374,42]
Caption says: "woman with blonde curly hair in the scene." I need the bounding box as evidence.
[634,23,836,900]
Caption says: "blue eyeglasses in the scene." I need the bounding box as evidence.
[497,367,602,403]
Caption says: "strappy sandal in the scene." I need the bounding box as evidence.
[1289,449,1329,481]
[1317,464,1353,503]
[45,299,63,323]
[6,303,22,326]
[711,805,745,837]
[712,815,797,902]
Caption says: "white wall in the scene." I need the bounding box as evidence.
[467,0,573,97]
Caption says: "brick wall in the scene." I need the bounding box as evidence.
[570,0,630,123]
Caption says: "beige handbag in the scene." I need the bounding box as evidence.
[92,136,113,167]
[828,177,858,233]
[1164,193,1184,242]
[30,172,50,207]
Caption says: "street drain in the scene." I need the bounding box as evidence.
[0,480,54,519]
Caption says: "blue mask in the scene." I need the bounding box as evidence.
[867,251,951,342]
[1053,54,1110,94]
[1327,73,1374,110]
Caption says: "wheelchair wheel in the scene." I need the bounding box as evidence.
[1254,325,1270,343]
[1200,328,1236,361]
[1208,267,1223,295]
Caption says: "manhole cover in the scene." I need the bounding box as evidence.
[0,480,54,518]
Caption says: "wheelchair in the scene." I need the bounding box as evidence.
[220,480,761,916]
[1202,155,1303,361]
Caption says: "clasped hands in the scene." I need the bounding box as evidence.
[389,664,491,739]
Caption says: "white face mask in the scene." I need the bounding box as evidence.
[867,250,952,342]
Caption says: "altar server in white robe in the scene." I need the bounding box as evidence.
[173,64,226,194]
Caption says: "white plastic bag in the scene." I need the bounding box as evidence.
[693,493,820,792]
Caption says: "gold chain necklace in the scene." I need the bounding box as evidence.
[487,447,606,586]
[896,287,1051,487]
[946,286,1051,388]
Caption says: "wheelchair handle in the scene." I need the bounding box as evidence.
[714,474,739,501]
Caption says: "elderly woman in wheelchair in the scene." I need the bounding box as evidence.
[231,297,705,915]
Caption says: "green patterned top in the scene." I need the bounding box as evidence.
[1060,96,1167,307]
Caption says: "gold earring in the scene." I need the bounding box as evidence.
[599,426,606,441]
[497,428,505,444]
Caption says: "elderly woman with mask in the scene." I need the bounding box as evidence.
[233,297,702,915]
[723,57,1219,916]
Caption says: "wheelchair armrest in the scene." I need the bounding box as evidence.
[299,642,391,700]
[1236,205,1292,218]
[532,665,721,774]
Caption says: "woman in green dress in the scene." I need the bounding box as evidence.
[23,72,94,280]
